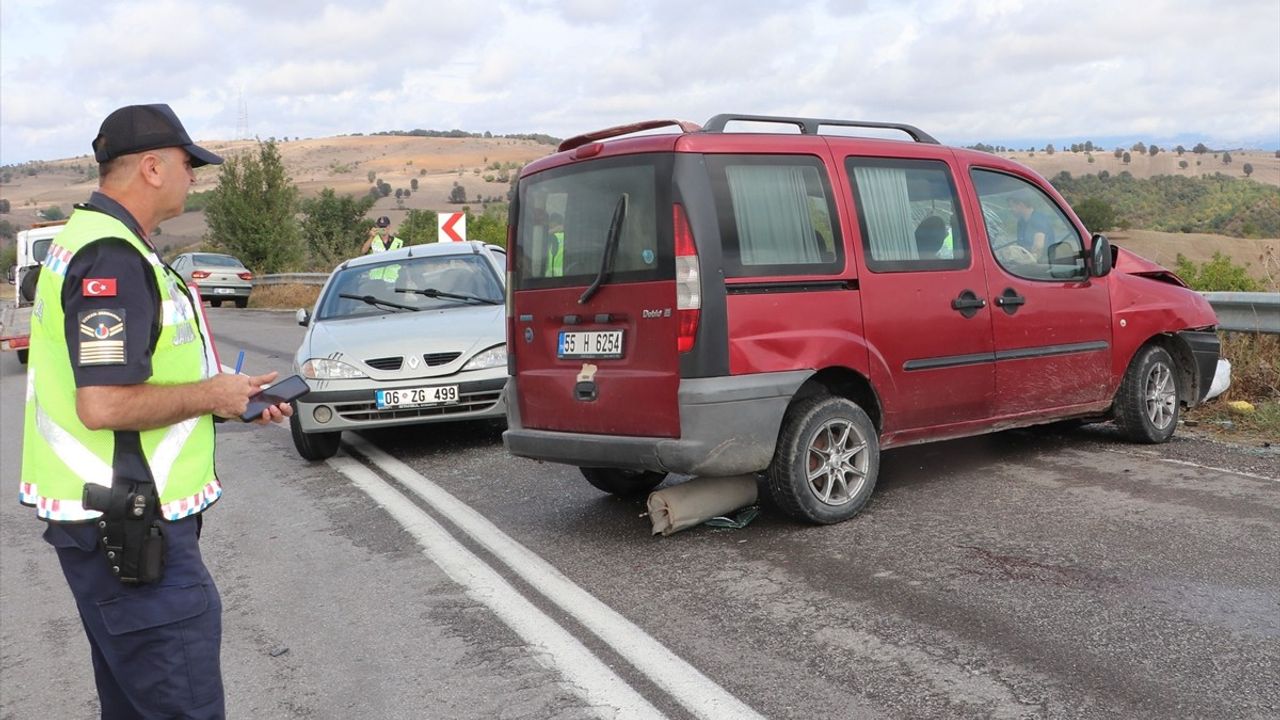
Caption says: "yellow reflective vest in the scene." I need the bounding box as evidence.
[20,208,221,522]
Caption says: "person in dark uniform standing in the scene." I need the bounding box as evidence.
[20,103,293,719]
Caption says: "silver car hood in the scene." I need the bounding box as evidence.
[302,304,505,378]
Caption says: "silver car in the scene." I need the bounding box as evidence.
[290,241,509,460]
[171,252,254,308]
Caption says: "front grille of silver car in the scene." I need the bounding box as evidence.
[365,356,403,371]
[424,352,461,366]
[332,388,502,423]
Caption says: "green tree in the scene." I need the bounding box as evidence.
[299,188,377,269]
[1193,142,1208,154]
[1148,145,1159,157]
[1072,197,1117,232]
[1179,160,1189,169]
[1175,145,1185,156]
[410,178,419,191]
[0,198,10,214]
[467,203,510,247]
[1131,141,1146,154]
[1122,151,1131,164]
[205,141,302,273]
[367,170,376,183]
[1173,252,1260,291]
[449,182,467,203]
[398,208,439,245]
[1243,162,1253,177]
[0,218,16,241]
[42,205,65,221]
[1222,151,1233,165]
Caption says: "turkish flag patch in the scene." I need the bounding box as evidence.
[83,278,118,297]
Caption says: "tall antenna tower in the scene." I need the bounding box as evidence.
[235,90,249,140]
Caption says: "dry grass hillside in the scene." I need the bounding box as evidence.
[997,147,1280,187]
[2,133,1276,279]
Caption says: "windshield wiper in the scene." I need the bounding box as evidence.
[396,287,500,305]
[579,194,627,305]
[338,293,420,312]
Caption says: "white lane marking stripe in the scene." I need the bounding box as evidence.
[1104,448,1279,482]
[345,435,766,720]
[326,454,664,720]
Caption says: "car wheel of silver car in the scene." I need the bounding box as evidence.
[766,395,879,525]
[580,467,667,496]
[1114,344,1179,444]
[210,299,222,308]
[235,298,248,309]
[290,411,341,461]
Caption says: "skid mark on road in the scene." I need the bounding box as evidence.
[1104,448,1279,483]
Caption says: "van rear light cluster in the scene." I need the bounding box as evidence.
[673,203,700,353]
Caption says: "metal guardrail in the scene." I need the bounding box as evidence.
[255,273,328,287]
[1203,292,1280,334]
[254,275,1277,334]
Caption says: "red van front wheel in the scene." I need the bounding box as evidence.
[1114,345,1179,444]
[766,395,880,525]
[580,468,666,496]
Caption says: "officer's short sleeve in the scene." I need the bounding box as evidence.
[62,238,159,386]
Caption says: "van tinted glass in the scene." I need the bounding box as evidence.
[846,158,969,273]
[515,155,673,290]
[706,155,842,277]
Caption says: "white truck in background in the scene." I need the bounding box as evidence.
[2,220,67,365]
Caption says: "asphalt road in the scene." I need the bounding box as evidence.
[2,307,1277,720]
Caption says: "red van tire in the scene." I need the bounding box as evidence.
[766,395,879,525]
[1114,345,1179,444]
[290,413,341,461]
[580,467,666,496]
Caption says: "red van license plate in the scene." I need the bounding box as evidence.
[558,330,623,359]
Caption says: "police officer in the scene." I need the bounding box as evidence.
[360,215,403,254]
[20,103,292,719]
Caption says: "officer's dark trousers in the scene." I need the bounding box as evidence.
[46,515,225,720]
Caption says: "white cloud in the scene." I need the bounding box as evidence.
[1,0,1277,164]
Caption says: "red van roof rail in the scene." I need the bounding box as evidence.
[702,113,940,144]
[558,119,703,152]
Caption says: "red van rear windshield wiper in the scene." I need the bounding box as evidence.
[579,195,628,305]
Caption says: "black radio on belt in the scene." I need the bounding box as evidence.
[83,480,165,584]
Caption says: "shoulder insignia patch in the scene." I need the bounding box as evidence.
[78,309,127,366]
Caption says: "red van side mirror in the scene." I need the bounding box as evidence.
[1089,233,1113,278]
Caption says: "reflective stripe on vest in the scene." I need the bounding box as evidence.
[20,208,220,522]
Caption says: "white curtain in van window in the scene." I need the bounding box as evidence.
[725,165,821,266]
[853,167,916,261]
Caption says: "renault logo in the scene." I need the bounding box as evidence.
[408,355,420,369]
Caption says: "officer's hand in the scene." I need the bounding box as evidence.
[207,371,276,420]
[248,396,293,426]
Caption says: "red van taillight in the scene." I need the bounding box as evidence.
[673,203,700,353]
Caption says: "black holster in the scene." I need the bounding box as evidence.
[83,478,165,584]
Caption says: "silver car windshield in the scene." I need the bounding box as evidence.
[317,254,503,320]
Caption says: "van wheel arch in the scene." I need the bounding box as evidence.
[794,367,883,434]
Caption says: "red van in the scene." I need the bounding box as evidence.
[502,114,1221,524]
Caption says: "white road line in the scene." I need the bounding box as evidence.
[326,454,664,720]
[345,435,766,720]
[1104,448,1279,482]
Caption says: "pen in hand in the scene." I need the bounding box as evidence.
[234,350,245,375]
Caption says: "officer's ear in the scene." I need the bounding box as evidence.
[138,152,165,189]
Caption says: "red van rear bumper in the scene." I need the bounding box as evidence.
[503,370,811,477]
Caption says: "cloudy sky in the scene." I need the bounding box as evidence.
[2,0,1277,165]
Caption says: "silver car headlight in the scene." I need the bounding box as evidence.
[461,344,507,372]
[301,357,368,379]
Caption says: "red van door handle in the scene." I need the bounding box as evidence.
[995,288,1026,315]
[950,289,987,318]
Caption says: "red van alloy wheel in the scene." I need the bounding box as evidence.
[766,395,880,524]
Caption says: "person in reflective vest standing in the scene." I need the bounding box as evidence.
[19,104,293,720]
[360,215,403,255]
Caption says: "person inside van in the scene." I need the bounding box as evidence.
[1008,193,1052,259]
[547,213,565,277]
[914,215,952,259]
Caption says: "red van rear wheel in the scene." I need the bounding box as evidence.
[766,395,879,525]
[580,468,666,496]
